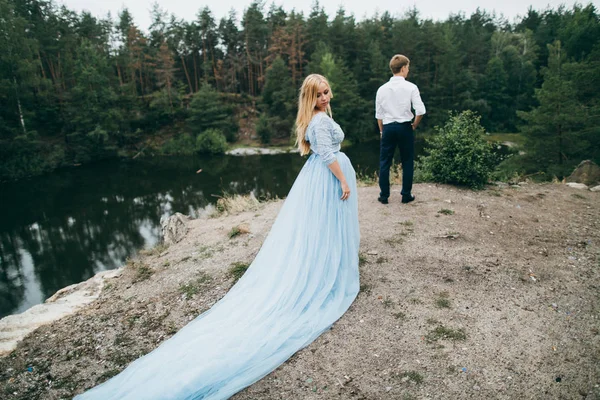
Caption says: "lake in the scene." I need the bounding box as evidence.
[1,139,406,318]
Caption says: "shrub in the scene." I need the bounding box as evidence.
[420,111,497,189]
[256,114,272,144]
[160,133,196,155]
[196,129,227,154]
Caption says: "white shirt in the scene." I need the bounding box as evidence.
[375,76,426,125]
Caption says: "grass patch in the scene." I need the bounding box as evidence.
[399,220,414,227]
[229,226,241,238]
[139,242,169,256]
[426,325,466,342]
[214,193,261,216]
[438,208,455,215]
[356,169,378,186]
[384,236,404,246]
[359,252,368,267]
[397,371,424,384]
[435,291,451,308]
[229,262,250,283]
[393,311,406,320]
[228,224,250,239]
[382,296,394,308]
[134,263,153,282]
[359,283,373,294]
[435,298,451,308]
[179,272,213,299]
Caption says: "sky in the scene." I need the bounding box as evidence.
[58,0,597,32]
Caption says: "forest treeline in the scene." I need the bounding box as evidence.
[1,0,599,181]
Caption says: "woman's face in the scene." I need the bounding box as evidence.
[315,82,330,112]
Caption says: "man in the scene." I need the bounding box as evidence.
[375,54,426,205]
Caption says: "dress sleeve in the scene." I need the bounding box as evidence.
[310,117,336,165]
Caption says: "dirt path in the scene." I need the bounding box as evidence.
[1,183,598,400]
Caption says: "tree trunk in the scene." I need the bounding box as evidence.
[180,55,193,94]
[193,52,199,92]
[13,76,26,135]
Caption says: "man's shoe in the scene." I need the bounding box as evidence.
[377,196,389,204]
[401,194,416,204]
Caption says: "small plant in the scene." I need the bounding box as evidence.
[393,311,406,320]
[426,325,466,342]
[356,169,379,186]
[135,263,154,282]
[384,236,404,246]
[376,256,388,264]
[438,208,454,215]
[435,291,451,308]
[399,220,414,227]
[179,272,213,299]
[229,226,241,238]
[398,371,424,384]
[359,283,372,294]
[435,298,451,309]
[382,296,393,308]
[358,252,368,267]
[229,262,250,283]
[409,297,423,305]
[229,224,250,239]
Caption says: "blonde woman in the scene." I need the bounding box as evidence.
[75,74,360,400]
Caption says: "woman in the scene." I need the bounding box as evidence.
[75,74,359,400]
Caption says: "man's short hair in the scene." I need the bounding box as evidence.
[390,54,410,74]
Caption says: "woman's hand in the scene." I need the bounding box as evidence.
[341,181,351,200]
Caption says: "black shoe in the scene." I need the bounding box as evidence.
[377,196,388,204]
[401,194,415,204]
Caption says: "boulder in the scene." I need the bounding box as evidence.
[160,212,190,245]
[567,160,600,186]
[566,182,588,190]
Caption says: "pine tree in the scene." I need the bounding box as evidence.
[187,84,238,141]
[518,41,586,176]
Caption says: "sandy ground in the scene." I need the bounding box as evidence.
[0,183,599,400]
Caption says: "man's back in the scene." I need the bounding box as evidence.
[375,76,425,125]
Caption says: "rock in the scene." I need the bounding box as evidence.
[590,185,600,192]
[566,182,588,190]
[0,269,121,356]
[226,147,299,156]
[160,212,189,245]
[567,160,600,186]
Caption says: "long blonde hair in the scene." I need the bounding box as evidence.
[295,74,333,155]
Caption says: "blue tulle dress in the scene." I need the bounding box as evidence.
[75,112,360,400]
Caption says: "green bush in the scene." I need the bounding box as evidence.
[160,133,197,155]
[0,136,65,181]
[256,114,272,144]
[420,111,497,189]
[196,129,227,154]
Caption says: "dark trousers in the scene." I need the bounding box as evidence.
[379,121,414,199]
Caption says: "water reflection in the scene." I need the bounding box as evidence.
[0,153,306,318]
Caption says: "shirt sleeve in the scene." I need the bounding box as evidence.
[412,86,426,116]
[375,88,384,120]
[311,117,336,165]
